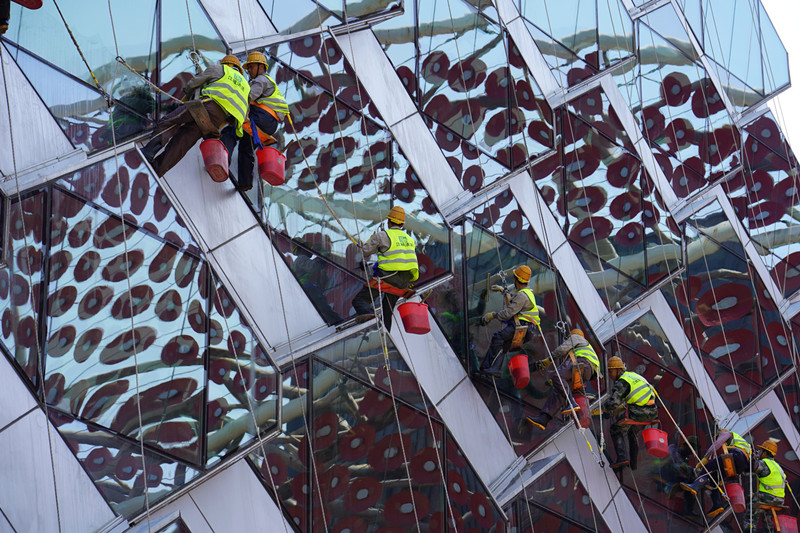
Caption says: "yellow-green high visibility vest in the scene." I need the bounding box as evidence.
[377,229,419,281]
[517,289,540,325]
[201,65,250,136]
[758,458,786,498]
[620,371,655,406]
[573,344,599,371]
[255,73,289,117]
[729,432,752,458]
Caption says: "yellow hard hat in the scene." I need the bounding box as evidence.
[243,51,268,69]
[570,329,584,337]
[759,440,778,456]
[607,356,625,370]
[513,265,531,284]
[221,55,243,74]
[387,206,405,224]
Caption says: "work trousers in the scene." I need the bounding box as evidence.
[351,269,415,332]
[479,321,538,372]
[744,492,784,530]
[144,99,228,176]
[609,404,658,468]
[221,106,278,189]
[540,357,595,418]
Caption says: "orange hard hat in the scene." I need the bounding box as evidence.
[243,51,268,69]
[607,356,625,370]
[221,55,243,74]
[387,206,405,224]
[759,440,778,456]
[513,265,531,284]
[570,329,584,337]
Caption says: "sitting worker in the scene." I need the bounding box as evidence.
[602,356,658,470]
[477,265,540,378]
[663,436,699,516]
[680,428,752,518]
[351,206,418,331]
[221,51,288,191]
[142,55,250,176]
[745,440,786,532]
[526,329,600,430]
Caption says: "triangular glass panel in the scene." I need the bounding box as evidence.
[5,43,153,152]
[597,0,635,69]
[0,190,46,387]
[45,187,207,467]
[639,4,700,62]
[523,19,596,89]
[759,2,790,94]
[520,0,600,70]
[206,278,278,467]
[49,410,201,517]
[259,1,342,35]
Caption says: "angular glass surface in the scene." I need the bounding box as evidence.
[759,2,790,94]
[524,19,596,89]
[7,1,158,100]
[521,0,599,71]
[312,326,428,412]
[272,230,363,324]
[52,411,201,517]
[433,118,509,193]
[45,188,206,466]
[642,169,683,286]
[570,241,645,311]
[373,0,417,101]
[523,460,611,532]
[159,0,225,107]
[259,1,342,34]
[567,88,632,151]
[426,224,467,361]
[206,279,278,466]
[638,18,738,186]
[469,191,549,264]
[640,3,699,61]
[57,151,198,253]
[597,0,635,70]
[626,489,704,532]
[6,43,153,152]
[445,434,504,531]
[0,191,46,386]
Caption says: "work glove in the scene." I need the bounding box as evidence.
[531,359,549,372]
[480,312,495,326]
[490,284,506,293]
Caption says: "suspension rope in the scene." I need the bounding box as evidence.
[183,0,201,74]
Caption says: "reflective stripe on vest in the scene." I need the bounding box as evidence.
[758,458,786,498]
[620,371,655,406]
[201,65,250,136]
[729,432,752,458]
[573,344,599,371]
[377,228,419,281]
[255,73,289,117]
[517,289,540,325]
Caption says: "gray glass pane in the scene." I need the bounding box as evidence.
[45,188,207,466]
[206,280,278,466]
[51,412,201,517]
[6,0,158,100]
[701,0,763,95]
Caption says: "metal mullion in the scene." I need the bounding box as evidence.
[200,259,212,467]
[36,185,53,398]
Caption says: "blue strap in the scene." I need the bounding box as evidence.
[250,117,263,150]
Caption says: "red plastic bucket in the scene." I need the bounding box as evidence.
[199,139,229,182]
[778,515,798,533]
[725,483,746,513]
[397,302,430,334]
[642,428,669,458]
[257,146,286,186]
[574,395,590,428]
[508,354,529,389]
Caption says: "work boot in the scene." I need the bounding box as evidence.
[561,396,581,415]
[141,138,162,163]
[354,314,374,324]
[680,475,710,496]
[610,433,629,469]
[526,413,551,431]
[628,432,639,471]
[706,487,724,518]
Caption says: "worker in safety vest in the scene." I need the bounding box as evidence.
[477,265,541,378]
[142,55,250,176]
[526,329,600,430]
[351,206,418,332]
[681,428,752,518]
[745,440,787,531]
[220,51,289,192]
[602,356,658,470]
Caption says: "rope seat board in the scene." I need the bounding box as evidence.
[366,278,415,298]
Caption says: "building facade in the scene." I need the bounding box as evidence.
[0,0,799,532]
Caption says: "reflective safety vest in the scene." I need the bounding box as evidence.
[254,73,289,117]
[728,432,752,458]
[619,371,655,406]
[377,229,418,282]
[201,65,250,136]
[573,343,599,371]
[517,289,540,325]
[758,458,786,498]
